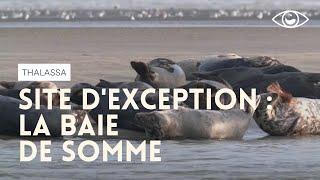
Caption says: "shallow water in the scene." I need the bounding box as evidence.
[1,122,319,179]
[1,20,320,28]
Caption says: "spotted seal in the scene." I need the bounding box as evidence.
[254,83,320,136]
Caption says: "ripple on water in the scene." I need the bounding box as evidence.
[0,127,319,179]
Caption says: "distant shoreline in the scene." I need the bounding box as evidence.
[0,20,319,28]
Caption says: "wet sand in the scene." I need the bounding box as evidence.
[0,27,319,87]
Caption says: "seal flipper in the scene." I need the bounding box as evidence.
[130,61,150,76]
[0,81,16,89]
[131,61,158,87]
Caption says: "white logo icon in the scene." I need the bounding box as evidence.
[272,10,309,28]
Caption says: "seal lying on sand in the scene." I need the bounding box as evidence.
[0,95,86,137]
[254,83,320,136]
[194,65,300,85]
[131,58,186,88]
[134,106,253,140]
[0,81,60,106]
[235,72,320,99]
[199,55,281,72]
[177,53,242,80]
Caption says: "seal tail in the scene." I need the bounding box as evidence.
[267,82,292,103]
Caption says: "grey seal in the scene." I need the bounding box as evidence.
[254,83,320,136]
[131,58,187,88]
[177,53,242,80]
[134,106,253,140]
[194,65,300,85]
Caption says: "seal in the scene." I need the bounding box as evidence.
[194,65,301,85]
[0,81,60,106]
[236,72,320,99]
[195,70,320,99]
[176,53,242,80]
[131,58,187,88]
[253,83,320,136]
[134,106,252,140]
[198,55,281,72]
[0,95,86,137]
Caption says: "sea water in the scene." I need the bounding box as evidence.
[0,122,319,179]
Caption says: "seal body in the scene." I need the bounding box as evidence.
[254,83,320,136]
[235,72,320,99]
[195,65,300,85]
[131,58,186,88]
[134,107,252,140]
[0,95,85,137]
[195,70,320,99]
[199,55,280,72]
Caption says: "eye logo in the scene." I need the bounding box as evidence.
[272,10,309,28]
